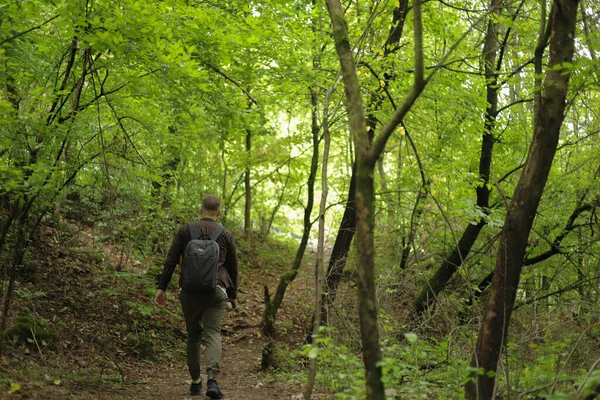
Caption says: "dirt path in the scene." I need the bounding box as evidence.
[125,263,314,400]
[9,307,311,400]
[110,249,318,400]
[3,234,325,400]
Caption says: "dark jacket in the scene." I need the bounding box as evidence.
[158,218,239,299]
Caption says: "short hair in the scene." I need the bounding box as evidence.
[202,195,221,212]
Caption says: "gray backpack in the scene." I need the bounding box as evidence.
[179,223,224,293]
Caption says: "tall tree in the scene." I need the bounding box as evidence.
[324,0,465,395]
[465,0,580,397]
[245,126,253,235]
[305,84,334,400]
[321,0,410,324]
[261,87,321,367]
[0,0,257,356]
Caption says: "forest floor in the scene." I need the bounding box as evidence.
[1,225,329,399]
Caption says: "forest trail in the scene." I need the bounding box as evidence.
[4,231,323,400]
[112,250,318,400]
[56,337,303,400]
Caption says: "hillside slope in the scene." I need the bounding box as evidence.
[1,223,324,399]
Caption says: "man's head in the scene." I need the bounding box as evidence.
[200,195,222,220]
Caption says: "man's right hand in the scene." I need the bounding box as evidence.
[154,289,167,307]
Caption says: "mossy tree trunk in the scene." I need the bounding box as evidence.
[325,0,431,396]
[321,0,409,325]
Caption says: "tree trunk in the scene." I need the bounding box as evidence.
[321,163,356,324]
[326,0,432,394]
[465,1,579,398]
[354,158,385,399]
[321,0,408,324]
[0,215,27,359]
[244,127,252,235]
[325,0,385,394]
[305,84,333,400]
[261,88,320,354]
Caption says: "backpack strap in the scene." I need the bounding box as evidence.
[188,222,199,240]
[210,224,225,242]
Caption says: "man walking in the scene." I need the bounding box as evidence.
[155,195,238,398]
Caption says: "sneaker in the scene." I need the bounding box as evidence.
[206,379,224,399]
[190,382,202,396]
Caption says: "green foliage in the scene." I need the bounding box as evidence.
[124,300,155,317]
[235,229,299,270]
[292,332,366,399]
[498,327,599,399]
[2,379,21,396]
[15,288,46,301]
[281,327,468,399]
[1,0,599,398]
[101,288,119,297]
[6,309,53,347]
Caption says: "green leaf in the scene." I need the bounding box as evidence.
[404,333,418,344]
[8,382,21,394]
[307,346,319,359]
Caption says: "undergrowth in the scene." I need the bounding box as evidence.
[0,209,302,397]
[2,203,599,399]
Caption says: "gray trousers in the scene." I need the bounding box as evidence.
[179,288,228,381]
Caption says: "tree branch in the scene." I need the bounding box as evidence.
[495,98,533,115]
[207,64,259,106]
[413,0,424,87]
[0,14,60,46]
[524,201,598,265]
[371,9,488,160]
[495,0,527,72]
